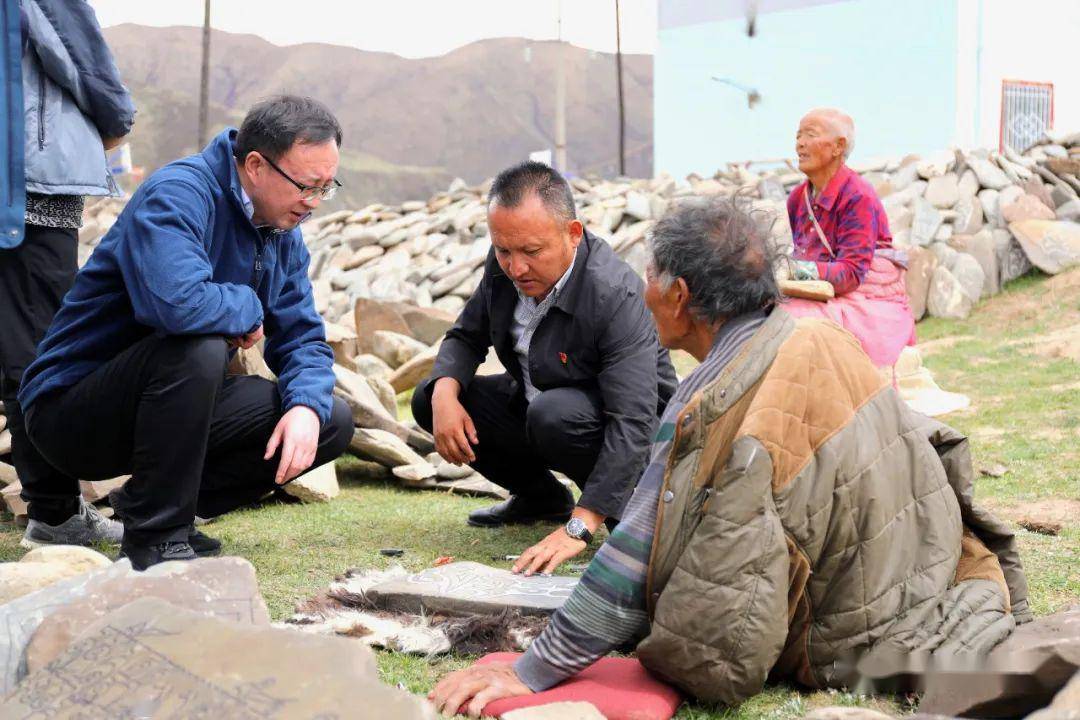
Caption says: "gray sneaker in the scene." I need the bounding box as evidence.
[20,500,124,549]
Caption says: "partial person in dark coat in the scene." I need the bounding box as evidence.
[412,161,676,574]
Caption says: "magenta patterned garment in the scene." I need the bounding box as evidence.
[786,164,893,295]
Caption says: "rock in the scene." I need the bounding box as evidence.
[950,231,1000,296]
[367,561,577,616]
[2,479,26,518]
[995,229,1034,284]
[1056,199,1080,222]
[886,204,913,232]
[3,597,435,719]
[20,545,112,574]
[366,374,398,417]
[1002,193,1056,223]
[911,198,943,246]
[349,428,428,468]
[435,473,510,499]
[391,462,437,486]
[1008,220,1080,274]
[353,353,393,378]
[0,546,113,604]
[78,476,127,503]
[436,461,473,480]
[953,195,984,235]
[950,252,987,302]
[623,190,652,221]
[372,330,430,369]
[342,459,394,482]
[999,183,1024,210]
[333,363,393,422]
[389,345,438,393]
[925,172,960,208]
[803,709,893,720]
[0,429,10,455]
[921,605,1080,718]
[905,246,938,320]
[978,188,1002,227]
[930,242,958,270]
[0,461,16,487]
[227,344,276,381]
[969,156,1012,190]
[0,557,271,693]
[354,297,412,354]
[344,244,385,269]
[324,321,359,368]
[282,461,340,503]
[1027,669,1080,719]
[927,266,973,319]
[393,303,456,345]
[957,169,980,199]
[503,702,607,720]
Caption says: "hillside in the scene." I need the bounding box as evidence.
[102,25,653,206]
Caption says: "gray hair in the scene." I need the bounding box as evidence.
[647,194,781,325]
[807,107,855,159]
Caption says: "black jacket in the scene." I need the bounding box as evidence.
[430,230,676,517]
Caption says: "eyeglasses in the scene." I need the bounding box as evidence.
[260,153,342,201]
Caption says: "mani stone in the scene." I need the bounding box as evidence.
[367,561,577,617]
[2,597,436,719]
[1007,220,1080,275]
[0,557,269,693]
[372,330,429,369]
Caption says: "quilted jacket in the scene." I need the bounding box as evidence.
[636,307,1030,705]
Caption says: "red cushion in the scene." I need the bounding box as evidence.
[477,652,682,719]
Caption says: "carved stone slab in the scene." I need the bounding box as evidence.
[1,597,436,719]
[367,561,577,616]
[0,557,268,694]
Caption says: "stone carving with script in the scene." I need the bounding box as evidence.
[367,561,578,616]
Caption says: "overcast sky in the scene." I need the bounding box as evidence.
[89,0,658,57]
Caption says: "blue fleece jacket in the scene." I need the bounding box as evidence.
[18,128,337,425]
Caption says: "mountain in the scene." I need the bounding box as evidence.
[101,25,653,207]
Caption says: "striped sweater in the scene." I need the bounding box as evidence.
[515,309,769,690]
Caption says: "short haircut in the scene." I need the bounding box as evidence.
[235,95,343,162]
[648,194,781,324]
[806,107,856,159]
[487,160,577,223]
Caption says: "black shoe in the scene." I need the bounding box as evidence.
[119,540,197,571]
[188,526,222,557]
[467,495,574,528]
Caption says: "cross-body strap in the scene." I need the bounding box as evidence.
[803,185,835,258]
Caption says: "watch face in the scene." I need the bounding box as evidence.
[566,517,586,538]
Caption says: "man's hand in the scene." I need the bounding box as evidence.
[431,377,478,465]
[227,325,264,350]
[513,507,605,576]
[429,662,532,718]
[264,405,320,485]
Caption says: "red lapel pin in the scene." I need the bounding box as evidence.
[558,352,568,364]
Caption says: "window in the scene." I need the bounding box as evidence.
[1000,80,1054,153]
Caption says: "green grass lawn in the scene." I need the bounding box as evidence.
[1,267,1077,718]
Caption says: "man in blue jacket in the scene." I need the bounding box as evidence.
[2,0,134,548]
[18,96,353,570]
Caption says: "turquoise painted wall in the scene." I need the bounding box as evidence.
[655,0,958,177]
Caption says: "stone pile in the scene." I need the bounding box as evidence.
[4,132,1079,513]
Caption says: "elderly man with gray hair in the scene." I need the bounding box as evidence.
[430,195,1027,716]
[785,108,915,371]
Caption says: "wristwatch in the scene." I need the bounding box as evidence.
[564,517,594,544]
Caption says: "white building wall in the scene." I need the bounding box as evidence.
[956,0,1080,149]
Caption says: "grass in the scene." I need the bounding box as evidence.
[2,267,1078,718]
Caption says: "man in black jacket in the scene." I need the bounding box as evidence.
[413,161,675,574]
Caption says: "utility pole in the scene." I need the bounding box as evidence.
[615,0,625,176]
[197,0,211,148]
[554,0,567,173]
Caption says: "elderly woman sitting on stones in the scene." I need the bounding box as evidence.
[784,108,915,369]
[429,196,1028,717]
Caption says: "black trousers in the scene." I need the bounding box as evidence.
[24,333,353,545]
[0,225,82,524]
[412,374,617,519]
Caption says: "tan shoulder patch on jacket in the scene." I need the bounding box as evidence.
[737,318,888,492]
